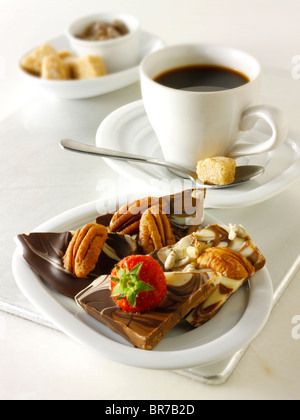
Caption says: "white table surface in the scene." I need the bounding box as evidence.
[1,0,300,400]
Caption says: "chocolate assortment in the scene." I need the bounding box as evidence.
[17,189,266,350]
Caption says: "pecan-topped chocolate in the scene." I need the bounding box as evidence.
[17,231,137,298]
[139,205,176,254]
[16,189,205,299]
[63,223,108,278]
[152,223,266,328]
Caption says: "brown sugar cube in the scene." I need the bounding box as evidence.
[41,55,71,80]
[20,44,58,76]
[196,156,236,185]
[71,55,107,79]
[58,50,73,60]
[61,57,78,79]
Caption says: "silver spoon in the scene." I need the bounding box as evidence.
[59,139,264,189]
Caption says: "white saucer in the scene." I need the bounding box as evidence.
[12,198,273,370]
[96,100,300,209]
[18,32,165,99]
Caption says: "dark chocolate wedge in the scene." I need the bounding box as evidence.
[17,232,137,298]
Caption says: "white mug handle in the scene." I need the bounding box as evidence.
[228,105,288,157]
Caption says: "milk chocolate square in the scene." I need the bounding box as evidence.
[75,272,217,350]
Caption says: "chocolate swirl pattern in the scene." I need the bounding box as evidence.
[186,276,246,327]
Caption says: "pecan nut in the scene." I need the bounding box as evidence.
[63,223,108,278]
[109,197,153,234]
[197,247,255,280]
[139,206,176,254]
[109,196,165,235]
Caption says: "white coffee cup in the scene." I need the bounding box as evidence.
[140,44,288,170]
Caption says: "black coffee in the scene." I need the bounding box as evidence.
[154,65,249,92]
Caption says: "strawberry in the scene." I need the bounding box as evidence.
[110,255,167,313]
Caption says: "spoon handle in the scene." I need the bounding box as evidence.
[59,139,196,179]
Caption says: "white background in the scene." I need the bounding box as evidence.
[1,0,300,400]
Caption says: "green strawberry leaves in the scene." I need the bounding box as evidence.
[111,261,155,308]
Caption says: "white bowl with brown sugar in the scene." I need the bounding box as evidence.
[66,12,140,73]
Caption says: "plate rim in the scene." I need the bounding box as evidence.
[96,99,300,209]
[12,198,273,370]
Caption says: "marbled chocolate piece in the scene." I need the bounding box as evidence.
[17,232,137,298]
[75,272,218,350]
[186,224,266,327]
[151,223,266,328]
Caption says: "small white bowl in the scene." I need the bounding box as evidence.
[66,12,140,74]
